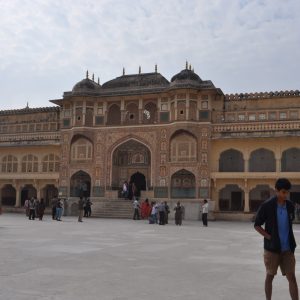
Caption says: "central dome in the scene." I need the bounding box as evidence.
[72,78,101,94]
[171,69,202,83]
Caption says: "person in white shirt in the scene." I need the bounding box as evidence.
[133,199,140,220]
[202,199,209,227]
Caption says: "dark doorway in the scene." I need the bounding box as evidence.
[21,185,37,206]
[70,171,91,197]
[291,192,300,204]
[231,191,243,211]
[131,172,146,191]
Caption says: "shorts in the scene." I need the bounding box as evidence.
[264,250,296,276]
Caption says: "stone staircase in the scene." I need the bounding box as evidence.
[91,199,134,219]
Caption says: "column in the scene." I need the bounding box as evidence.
[120,99,125,124]
[244,188,250,213]
[276,158,281,173]
[82,101,86,125]
[186,97,190,120]
[0,185,2,206]
[138,98,143,123]
[15,186,21,208]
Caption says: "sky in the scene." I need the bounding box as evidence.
[0,0,299,110]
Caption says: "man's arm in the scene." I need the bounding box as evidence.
[254,225,271,240]
[254,204,271,240]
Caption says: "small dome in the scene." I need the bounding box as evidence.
[171,69,202,82]
[72,78,101,94]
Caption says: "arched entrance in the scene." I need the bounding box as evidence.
[21,184,37,206]
[42,184,58,207]
[112,140,151,191]
[1,184,16,206]
[171,169,196,198]
[219,185,244,211]
[70,171,91,197]
[249,185,275,212]
[130,172,146,198]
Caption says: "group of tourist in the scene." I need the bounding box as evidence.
[77,197,93,222]
[133,198,209,226]
[122,180,139,200]
[24,197,46,220]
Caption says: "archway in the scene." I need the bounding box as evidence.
[281,148,300,172]
[130,172,146,198]
[219,185,244,211]
[21,184,37,206]
[249,185,275,212]
[112,139,151,191]
[1,184,16,206]
[42,184,58,207]
[249,148,275,172]
[70,171,91,197]
[219,149,244,172]
[171,169,196,198]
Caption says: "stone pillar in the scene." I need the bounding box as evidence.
[15,186,21,208]
[186,97,190,120]
[276,158,281,173]
[245,159,249,172]
[82,101,86,125]
[244,188,250,213]
[138,98,143,124]
[174,99,178,120]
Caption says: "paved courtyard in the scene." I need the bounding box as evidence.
[0,214,299,300]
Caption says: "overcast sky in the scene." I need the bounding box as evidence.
[0,0,299,110]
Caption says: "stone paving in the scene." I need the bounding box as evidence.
[0,214,299,300]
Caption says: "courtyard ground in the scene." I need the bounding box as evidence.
[0,214,299,300]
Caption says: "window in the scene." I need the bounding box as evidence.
[64,110,71,117]
[42,154,60,172]
[249,114,256,121]
[201,101,208,109]
[22,155,38,172]
[290,111,298,119]
[161,103,168,111]
[238,114,245,121]
[259,113,266,120]
[280,112,287,119]
[227,114,235,122]
[97,103,103,115]
[199,111,210,121]
[1,155,18,172]
[71,138,93,161]
[268,112,277,120]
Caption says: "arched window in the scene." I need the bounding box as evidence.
[22,154,38,172]
[281,148,300,172]
[71,138,93,161]
[249,148,275,172]
[1,155,18,172]
[170,131,197,162]
[219,149,244,172]
[171,169,196,198]
[107,104,121,125]
[143,102,157,123]
[42,154,60,172]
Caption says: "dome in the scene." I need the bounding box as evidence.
[170,69,202,89]
[72,78,101,94]
[102,73,169,90]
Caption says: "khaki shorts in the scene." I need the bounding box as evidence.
[264,250,296,276]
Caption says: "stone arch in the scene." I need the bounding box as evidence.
[107,104,121,125]
[281,148,300,172]
[1,155,18,173]
[249,148,276,172]
[219,184,244,211]
[219,149,244,172]
[171,169,196,198]
[1,184,16,206]
[111,139,151,194]
[70,170,91,197]
[21,184,37,206]
[249,185,275,212]
[21,154,39,172]
[41,184,58,207]
[143,102,157,123]
[124,102,139,124]
[170,130,197,162]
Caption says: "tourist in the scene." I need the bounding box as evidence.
[141,198,151,219]
[174,202,184,226]
[85,198,92,217]
[158,201,166,225]
[24,198,30,217]
[149,201,157,224]
[132,182,138,200]
[35,198,40,219]
[133,198,140,220]
[122,181,129,199]
[254,178,298,300]
[202,199,209,227]
[28,197,36,220]
[164,201,170,224]
[78,197,84,222]
[38,198,46,221]
[55,198,63,221]
[51,197,58,220]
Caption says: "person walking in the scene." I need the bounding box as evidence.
[51,197,58,220]
[202,199,209,227]
[78,197,84,222]
[159,202,166,225]
[24,198,30,217]
[28,197,36,220]
[37,198,46,221]
[133,199,140,220]
[164,201,170,224]
[55,198,63,221]
[254,178,298,300]
[174,202,184,226]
